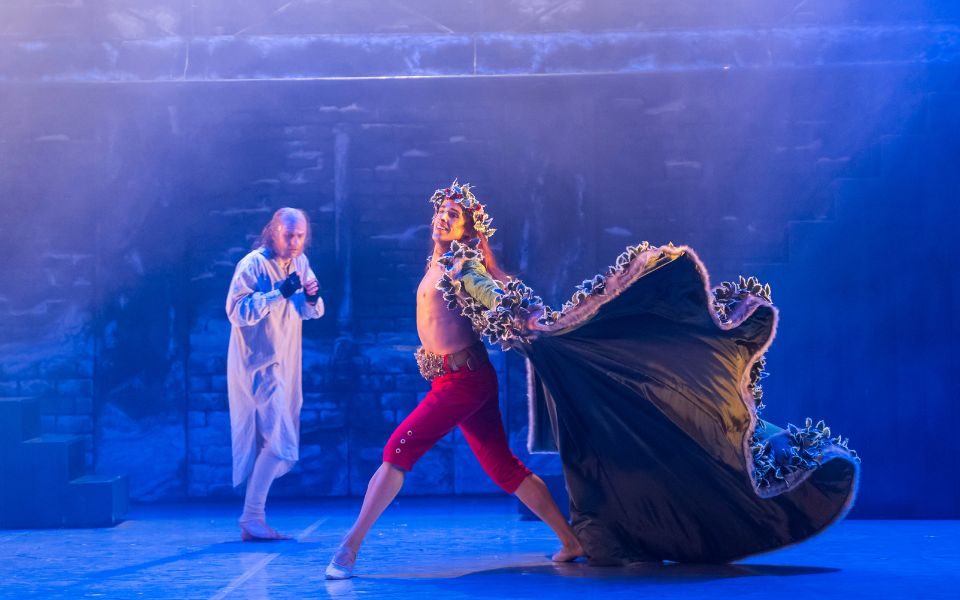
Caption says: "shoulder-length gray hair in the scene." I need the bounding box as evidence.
[254,207,311,251]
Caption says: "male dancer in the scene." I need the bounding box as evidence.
[325,182,583,579]
[226,208,324,540]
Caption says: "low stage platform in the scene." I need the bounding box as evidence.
[2,497,956,599]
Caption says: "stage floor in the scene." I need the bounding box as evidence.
[1,497,957,599]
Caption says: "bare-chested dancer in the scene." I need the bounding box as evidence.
[324,181,584,579]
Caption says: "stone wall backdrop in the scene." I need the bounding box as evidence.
[0,1,957,517]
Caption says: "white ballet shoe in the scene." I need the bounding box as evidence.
[325,546,357,580]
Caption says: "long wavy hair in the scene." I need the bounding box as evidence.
[255,207,311,253]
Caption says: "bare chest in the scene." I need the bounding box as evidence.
[417,266,445,309]
[416,263,476,351]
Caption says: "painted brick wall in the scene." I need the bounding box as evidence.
[1,1,957,516]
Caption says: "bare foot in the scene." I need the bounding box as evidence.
[239,518,291,541]
[551,542,586,562]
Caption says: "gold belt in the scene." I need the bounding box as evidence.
[415,344,488,381]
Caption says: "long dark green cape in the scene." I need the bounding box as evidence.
[522,246,859,563]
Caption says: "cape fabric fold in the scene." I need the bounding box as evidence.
[521,246,860,563]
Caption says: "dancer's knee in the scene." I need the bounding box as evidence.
[368,461,406,490]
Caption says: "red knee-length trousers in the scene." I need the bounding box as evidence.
[383,360,532,493]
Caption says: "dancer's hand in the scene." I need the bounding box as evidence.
[304,278,321,304]
[279,272,302,298]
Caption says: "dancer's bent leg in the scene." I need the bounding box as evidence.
[456,374,584,561]
[327,372,486,578]
[514,475,584,561]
